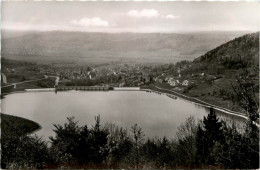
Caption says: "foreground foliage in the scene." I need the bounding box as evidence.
[1,109,259,169]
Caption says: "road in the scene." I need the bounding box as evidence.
[1,75,59,89]
[151,85,249,121]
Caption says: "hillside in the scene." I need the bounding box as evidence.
[150,32,259,114]
[1,30,248,64]
[194,32,259,68]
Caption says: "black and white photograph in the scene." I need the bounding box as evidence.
[0,0,259,169]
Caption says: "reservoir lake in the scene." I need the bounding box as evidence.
[1,90,246,141]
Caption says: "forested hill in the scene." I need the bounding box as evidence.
[194,32,259,68]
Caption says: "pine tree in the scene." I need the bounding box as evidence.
[203,108,223,148]
[196,108,223,165]
[195,124,207,165]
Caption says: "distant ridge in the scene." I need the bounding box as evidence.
[194,32,259,67]
[1,30,248,64]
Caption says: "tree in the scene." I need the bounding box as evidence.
[49,117,83,166]
[213,122,249,168]
[195,124,207,165]
[156,137,172,168]
[88,115,109,165]
[175,116,197,166]
[49,115,109,168]
[141,138,158,164]
[196,108,223,165]
[1,114,50,169]
[104,123,132,168]
[231,67,259,168]
[231,67,259,124]
[130,124,145,168]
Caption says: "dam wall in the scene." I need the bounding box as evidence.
[56,86,111,91]
[25,88,55,92]
[25,86,140,92]
[113,87,140,91]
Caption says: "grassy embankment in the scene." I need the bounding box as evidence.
[1,113,41,135]
[1,59,56,96]
[1,64,56,96]
[141,81,247,117]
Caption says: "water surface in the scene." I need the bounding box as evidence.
[1,91,246,141]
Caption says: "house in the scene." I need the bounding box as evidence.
[182,80,189,86]
[155,77,163,83]
[158,79,163,83]
[167,77,174,84]
[165,77,174,82]
[167,77,174,83]
[119,82,125,87]
[87,71,96,80]
[144,76,151,83]
[73,72,80,79]
[168,79,178,86]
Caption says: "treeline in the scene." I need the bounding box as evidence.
[1,109,259,169]
[37,78,56,88]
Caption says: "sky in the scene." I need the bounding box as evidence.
[1,1,259,33]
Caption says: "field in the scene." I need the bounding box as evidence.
[154,82,238,112]
[1,60,56,95]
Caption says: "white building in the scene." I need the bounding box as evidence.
[182,80,189,86]
[168,79,178,86]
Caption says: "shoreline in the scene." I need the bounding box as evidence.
[140,87,249,122]
[2,86,250,123]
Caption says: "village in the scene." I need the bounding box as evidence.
[2,59,217,94]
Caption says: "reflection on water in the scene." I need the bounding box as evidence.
[1,91,246,141]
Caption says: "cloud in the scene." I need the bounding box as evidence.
[126,9,179,20]
[127,9,159,18]
[70,17,109,27]
[165,15,180,19]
